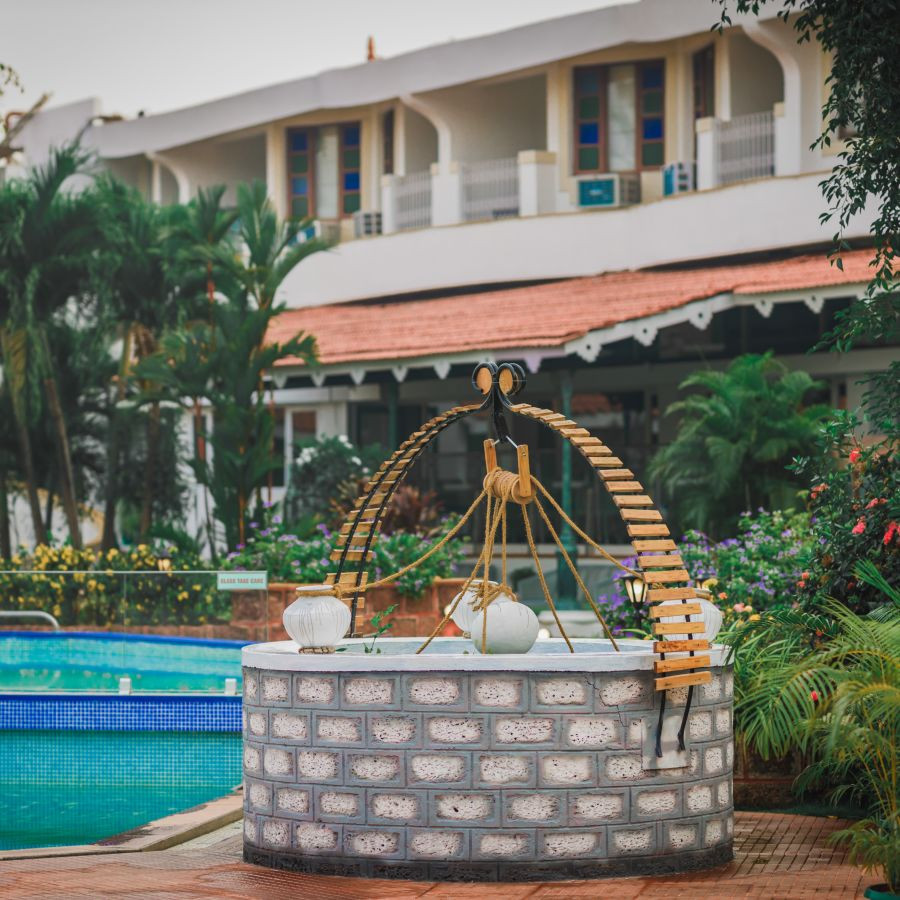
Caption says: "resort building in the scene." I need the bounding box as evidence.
[15,0,892,550]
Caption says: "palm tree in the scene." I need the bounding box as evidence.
[0,143,101,547]
[648,352,831,536]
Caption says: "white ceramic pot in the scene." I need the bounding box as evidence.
[282,585,351,652]
[471,601,540,654]
[659,598,723,642]
[449,580,514,635]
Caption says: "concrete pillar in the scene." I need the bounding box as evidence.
[381,174,397,234]
[517,150,557,217]
[695,117,718,190]
[266,124,287,219]
[430,161,462,226]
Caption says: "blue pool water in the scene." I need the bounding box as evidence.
[0,632,246,850]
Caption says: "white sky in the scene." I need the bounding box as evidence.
[3,0,630,118]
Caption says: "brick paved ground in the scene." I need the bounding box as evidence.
[1,812,870,898]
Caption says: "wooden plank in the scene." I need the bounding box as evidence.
[605,481,644,492]
[560,428,591,438]
[642,569,691,584]
[655,670,712,691]
[590,456,624,467]
[600,469,634,480]
[330,549,365,562]
[647,586,697,601]
[582,445,613,456]
[613,495,654,507]
[627,524,671,537]
[620,509,663,522]
[633,538,678,552]
[654,639,710,653]
[638,554,684,568]
[654,655,711,674]
[652,621,707,635]
[649,602,703,618]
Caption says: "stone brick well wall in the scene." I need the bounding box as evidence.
[241,663,734,881]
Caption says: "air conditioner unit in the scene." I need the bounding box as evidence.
[353,210,382,238]
[576,173,640,208]
[663,161,695,196]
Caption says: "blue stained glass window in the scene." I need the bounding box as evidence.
[579,123,599,145]
[576,68,599,93]
[642,118,663,141]
[290,131,307,152]
[642,64,663,89]
[291,176,308,196]
[343,125,360,147]
[343,172,360,191]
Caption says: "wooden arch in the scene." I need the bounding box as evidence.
[326,364,711,697]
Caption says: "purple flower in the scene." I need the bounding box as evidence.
[259,528,272,537]
[316,523,331,538]
[249,521,259,529]
[236,542,245,550]
[263,500,274,509]
[272,515,282,525]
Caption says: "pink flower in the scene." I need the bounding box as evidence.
[852,518,867,535]
[885,522,899,545]
[849,448,861,463]
[866,497,887,509]
[733,603,746,613]
[810,690,819,704]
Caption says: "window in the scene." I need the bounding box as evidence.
[340,124,361,215]
[573,60,665,173]
[693,45,715,120]
[287,128,314,219]
[382,109,394,175]
[286,122,361,219]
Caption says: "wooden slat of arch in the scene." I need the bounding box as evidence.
[647,586,697,601]
[649,602,702,618]
[634,539,678,552]
[654,654,711,674]
[613,495,654,507]
[605,481,645,493]
[653,621,706,635]
[654,639,709,653]
[627,524,671,537]
[639,554,684,568]
[655,671,712,691]
[642,569,691,583]
[620,509,664,522]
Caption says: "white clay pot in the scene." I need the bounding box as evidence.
[450,579,514,635]
[659,598,723,642]
[471,601,539,654]
[282,585,351,652]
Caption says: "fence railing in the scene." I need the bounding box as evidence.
[715,111,775,186]
[394,171,432,231]
[461,157,520,222]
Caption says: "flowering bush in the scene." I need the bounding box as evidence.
[679,508,813,622]
[224,507,466,599]
[0,543,225,626]
[792,411,899,613]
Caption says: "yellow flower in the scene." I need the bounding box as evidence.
[749,614,761,621]
[192,584,201,591]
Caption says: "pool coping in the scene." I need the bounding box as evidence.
[0,789,243,861]
[243,636,730,671]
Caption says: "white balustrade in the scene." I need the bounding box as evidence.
[714,112,775,186]
[393,171,433,232]
[460,157,519,223]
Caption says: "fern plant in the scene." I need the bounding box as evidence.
[725,562,899,891]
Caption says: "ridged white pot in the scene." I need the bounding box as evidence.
[282,585,351,652]
[659,598,723,642]
[471,601,539,654]
[450,580,514,635]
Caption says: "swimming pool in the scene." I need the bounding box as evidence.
[0,632,246,851]
[1,631,245,692]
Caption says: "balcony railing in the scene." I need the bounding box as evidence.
[460,157,519,222]
[715,111,775,186]
[394,171,432,231]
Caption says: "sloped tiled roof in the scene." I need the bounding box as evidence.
[268,249,872,367]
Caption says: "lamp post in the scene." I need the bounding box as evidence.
[622,573,646,606]
[157,550,172,573]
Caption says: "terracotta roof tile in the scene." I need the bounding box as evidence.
[269,249,871,367]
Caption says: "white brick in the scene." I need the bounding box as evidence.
[573,793,624,821]
[408,677,460,705]
[688,711,713,740]
[536,679,587,705]
[636,789,677,815]
[428,717,483,744]
[668,823,697,848]
[540,754,592,784]
[508,794,559,821]
[410,831,462,858]
[243,746,260,772]
[613,827,653,853]
[296,751,338,780]
[275,788,309,815]
[271,712,308,741]
[705,819,724,845]
[320,791,359,817]
[716,708,732,735]
[705,746,725,774]
[599,677,648,707]
[436,793,492,820]
[544,832,597,857]
[701,675,724,701]
[248,712,266,736]
[263,747,292,776]
[296,823,338,851]
[686,784,713,812]
[370,716,417,744]
[295,676,334,705]
[479,755,530,785]
[495,716,554,744]
[480,833,528,856]
[262,818,290,848]
[474,678,521,707]
[261,675,288,702]
[350,830,399,855]
[316,715,361,742]
[566,716,618,747]
[605,754,643,781]
[248,782,270,809]
[410,754,465,783]
[343,677,394,705]
[243,816,256,841]
[371,793,419,820]
[717,781,730,808]
[350,754,400,781]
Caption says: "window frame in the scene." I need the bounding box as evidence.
[339,122,362,217]
[286,126,316,220]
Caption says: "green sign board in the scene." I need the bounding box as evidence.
[216,571,268,591]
